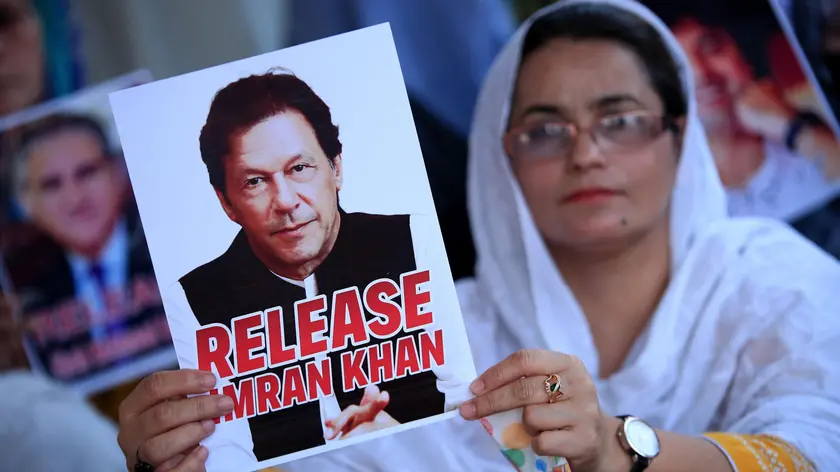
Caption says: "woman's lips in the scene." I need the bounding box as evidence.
[563,188,618,203]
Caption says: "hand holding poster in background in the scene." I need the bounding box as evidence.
[108,24,476,471]
[0,70,177,396]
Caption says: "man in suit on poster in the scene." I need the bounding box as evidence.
[163,70,464,465]
[9,112,169,385]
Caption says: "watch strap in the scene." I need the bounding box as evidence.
[629,456,651,472]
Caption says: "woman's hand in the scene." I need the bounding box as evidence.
[117,369,235,472]
[458,349,627,472]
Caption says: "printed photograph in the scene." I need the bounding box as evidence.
[109,24,476,470]
[644,0,840,220]
[0,70,176,396]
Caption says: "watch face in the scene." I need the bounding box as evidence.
[625,418,660,459]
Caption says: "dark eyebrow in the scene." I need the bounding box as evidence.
[515,104,570,126]
[292,154,316,165]
[521,104,563,117]
[588,94,643,110]
[517,95,643,120]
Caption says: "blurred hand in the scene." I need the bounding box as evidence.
[117,369,234,472]
[823,146,840,180]
[735,81,796,143]
[804,130,840,180]
[324,385,398,439]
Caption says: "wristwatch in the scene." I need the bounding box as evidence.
[616,415,660,472]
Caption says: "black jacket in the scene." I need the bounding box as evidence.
[179,211,444,460]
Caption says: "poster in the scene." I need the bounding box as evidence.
[644,0,840,221]
[0,70,177,396]
[109,24,476,470]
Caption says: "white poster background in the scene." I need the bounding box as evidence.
[109,24,476,470]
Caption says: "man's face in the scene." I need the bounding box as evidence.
[672,18,753,130]
[0,0,44,115]
[218,111,343,278]
[21,128,125,257]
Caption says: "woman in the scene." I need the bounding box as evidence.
[116,1,840,471]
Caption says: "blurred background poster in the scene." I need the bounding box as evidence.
[642,0,840,223]
[0,71,175,396]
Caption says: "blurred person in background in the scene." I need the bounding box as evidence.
[117,1,840,471]
[0,0,83,220]
[0,0,128,470]
[0,0,43,115]
[287,0,517,281]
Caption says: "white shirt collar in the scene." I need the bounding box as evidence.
[66,218,129,281]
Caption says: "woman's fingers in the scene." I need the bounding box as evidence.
[139,420,216,466]
[470,349,577,395]
[156,454,186,472]
[460,375,571,419]
[121,370,217,422]
[531,430,574,457]
[521,404,578,436]
[170,446,209,472]
[530,428,601,463]
[138,394,233,439]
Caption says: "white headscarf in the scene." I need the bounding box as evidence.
[458,0,840,467]
[466,0,726,371]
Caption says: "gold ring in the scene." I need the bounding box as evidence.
[544,373,564,403]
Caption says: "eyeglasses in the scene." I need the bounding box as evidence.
[503,111,675,162]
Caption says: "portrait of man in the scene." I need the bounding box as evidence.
[162,70,460,462]
[642,0,840,221]
[675,14,839,185]
[4,112,169,386]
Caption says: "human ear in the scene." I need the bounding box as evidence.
[215,188,239,224]
[333,154,343,192]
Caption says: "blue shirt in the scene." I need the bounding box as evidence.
[288,0,516,136]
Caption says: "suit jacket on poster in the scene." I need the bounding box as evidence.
[179,210,445,460]
[10,204,165,382]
